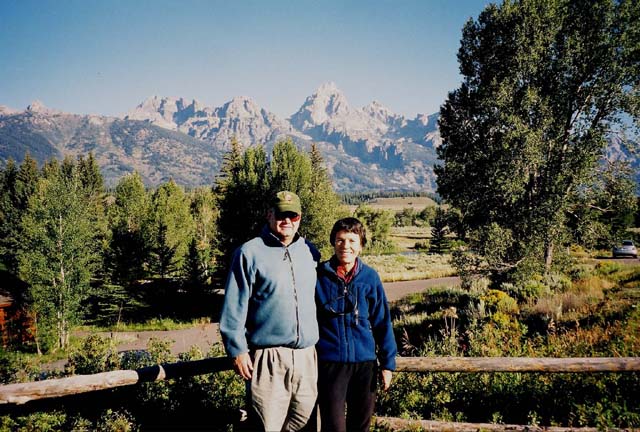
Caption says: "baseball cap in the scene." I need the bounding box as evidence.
[272,191,301,215]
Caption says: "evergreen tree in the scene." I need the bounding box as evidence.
[215,144,270,264]
[303,143,345,255]
[429,207,451,254]
[77,153,104,195]
[107,172,152,287]
[0,155,40,274]
[0,159,19,272]
[149,180,195,278]
[268,139,343,254]
[215,140,344,265]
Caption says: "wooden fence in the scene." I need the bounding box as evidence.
[1,356,639,405]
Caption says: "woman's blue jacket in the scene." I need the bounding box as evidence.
[315,257,397,370]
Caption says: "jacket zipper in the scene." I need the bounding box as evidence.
[284,247,300,346]
[342,280,350,362]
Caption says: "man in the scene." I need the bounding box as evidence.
[220,190,320,431]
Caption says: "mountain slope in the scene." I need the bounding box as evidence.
[0,105,223,187]
[2,83,635,192]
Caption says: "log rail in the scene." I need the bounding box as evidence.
[1,356,639,405]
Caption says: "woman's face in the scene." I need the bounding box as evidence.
[333,230,362,266]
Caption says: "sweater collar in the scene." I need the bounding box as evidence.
[324,256,362,281]
[260,224,301,247]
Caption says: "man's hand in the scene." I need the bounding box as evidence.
[380,369,393,391]
[233,353,253,380]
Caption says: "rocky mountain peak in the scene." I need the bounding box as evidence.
[362,100,398,124]
[26,100,61,115]
[289,82,352,131]
[218,96,263,118]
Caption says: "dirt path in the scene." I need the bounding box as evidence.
[385,276,460,302]
[51,258,636,368]
[69,276,461,359]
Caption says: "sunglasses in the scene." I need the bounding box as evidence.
[322,292,359,318]
[275,211,301,222]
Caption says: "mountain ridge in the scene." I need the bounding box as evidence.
[1,83,636,191]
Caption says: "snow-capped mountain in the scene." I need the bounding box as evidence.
[1,84,636,191]
[119,82,443,190]
[126,95,299,149]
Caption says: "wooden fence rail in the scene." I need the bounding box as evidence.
[1,356,639,406]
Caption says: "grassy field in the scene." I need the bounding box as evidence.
[389,226,431,252]
[347,196,437,213]
[362,253,456,282]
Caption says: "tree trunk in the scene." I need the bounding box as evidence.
[33,314,41,356]
[544,241,553,271]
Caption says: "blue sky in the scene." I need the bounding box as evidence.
[1,0,490,119]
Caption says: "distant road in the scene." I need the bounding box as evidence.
[82,276,462,357]
[384,276,460,302]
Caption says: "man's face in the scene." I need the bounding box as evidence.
[267,209,301,245]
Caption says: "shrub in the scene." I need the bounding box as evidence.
[480,289,519,316]
[0,350,40,384]
[96,410,138,432]
[596,261,623,276]
[568,263,596,281]
[66,334,120,375]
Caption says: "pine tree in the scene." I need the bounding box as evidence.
[215,139,345,265]
[0,155,40,274]
[302,143,345,255]
[107,172,152,287]
[149,180,195,278]
[429,207,450,254]
[215,144,269,265]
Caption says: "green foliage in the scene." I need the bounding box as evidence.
[85,283,141,328]
[18,158,103,352]
[215,139,271,263]
[0,349,40,384]
[0,409,139,432]
[569,160,638,249]
[384,260,640,428]
[0,155,39,274]
[106,171,152,287]
[65,334,120,375]
[595,261,623,276]
[215,139,343,263]
[95,410,138,432]
[429,207,450,254]
[184,187,218,289]
[436,0,640,281]
[394,207,418,227]
[341,191,440,206]
[149,180,195,278]
[355,204,396,254]
[0,411,67,432]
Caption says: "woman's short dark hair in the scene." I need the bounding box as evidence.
[330,217,367,247]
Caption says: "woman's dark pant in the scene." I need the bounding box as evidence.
[317,361,377,432]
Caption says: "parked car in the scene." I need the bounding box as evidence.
[612,240,638,258]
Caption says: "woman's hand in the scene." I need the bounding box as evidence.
[380,369,393,391]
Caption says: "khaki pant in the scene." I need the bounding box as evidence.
[251,346,318,431]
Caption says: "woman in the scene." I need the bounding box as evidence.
[315,217,397,432]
